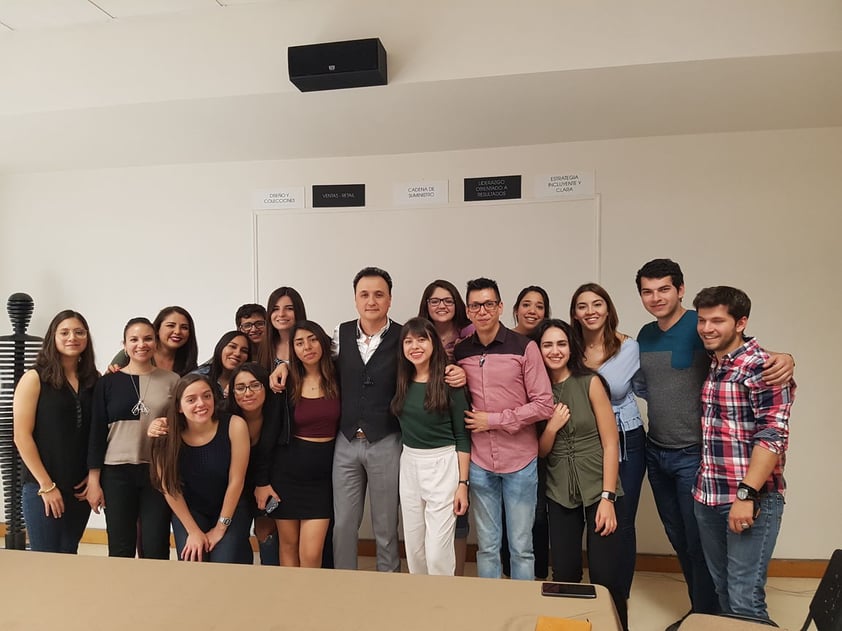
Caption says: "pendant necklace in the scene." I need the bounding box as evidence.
[130,374,151,416]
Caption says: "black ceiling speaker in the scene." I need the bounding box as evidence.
[288,38,388,92]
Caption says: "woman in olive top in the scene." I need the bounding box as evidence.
[13,310,100,553]
[535,318,627,631]
[391,317,470,576]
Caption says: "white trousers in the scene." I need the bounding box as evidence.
[399,444,459,576]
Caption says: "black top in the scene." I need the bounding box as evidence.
[336,319,401,442]
[179,414,233,518]
[24,373,96,493]
[252,391,293,487]
[88,369,178,468]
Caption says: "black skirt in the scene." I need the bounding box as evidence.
[270,437,334,520]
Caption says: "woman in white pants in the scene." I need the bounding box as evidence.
[390,317,470,575]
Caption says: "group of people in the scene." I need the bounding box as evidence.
[12,258,796,630]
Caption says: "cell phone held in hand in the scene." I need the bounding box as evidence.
[540,582,597,599]
[264,496,280,515]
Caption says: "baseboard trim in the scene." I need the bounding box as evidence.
[350,538,829,578]
[1,524,828,578]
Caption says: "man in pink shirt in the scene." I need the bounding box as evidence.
[454,277,554,580]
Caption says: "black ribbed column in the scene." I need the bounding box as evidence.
[0,293,42,550]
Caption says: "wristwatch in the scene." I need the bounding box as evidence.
[736,482,759,502]
[600,490,617,503]
[218,516,232,527]
[458,479,470,487]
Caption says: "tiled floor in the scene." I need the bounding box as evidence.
[38,544,825,630]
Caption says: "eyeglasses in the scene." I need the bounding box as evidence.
[233,381,264,395]
[427,297,455,308]
[57,328,88,338]
[239,321,265,332]
[466,300,501,313]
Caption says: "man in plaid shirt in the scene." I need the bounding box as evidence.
[691,286,795,623]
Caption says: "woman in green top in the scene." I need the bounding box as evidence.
[391,317,470,576]
[535,319,627,631]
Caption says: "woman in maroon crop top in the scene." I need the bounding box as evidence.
[255,320,340,567]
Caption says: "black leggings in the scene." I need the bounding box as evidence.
[547,496,628,631]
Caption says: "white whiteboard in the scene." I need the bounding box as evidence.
[253,198,601,330]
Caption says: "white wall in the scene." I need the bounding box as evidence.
[1,126,839,558]
[4,0,840,114]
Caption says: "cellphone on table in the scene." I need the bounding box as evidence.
[264,496,280,514]
[540,582,597,599]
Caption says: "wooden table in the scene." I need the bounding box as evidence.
[0,549,621,630]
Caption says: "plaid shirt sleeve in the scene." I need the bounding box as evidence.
[746,368,793,456]
[693,338,795,506]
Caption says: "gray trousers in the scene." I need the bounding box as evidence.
[332,431,402,572]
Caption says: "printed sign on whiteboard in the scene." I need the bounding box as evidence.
[534,172,595,199]
[393,181,448,206]
[252,187,305,210]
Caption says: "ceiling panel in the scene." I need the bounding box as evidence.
[93,0,220,19]
[0,0,281,30]
[0,0,108,30]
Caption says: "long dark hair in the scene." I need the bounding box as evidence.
[391,317,450,417]
[533,319,609,393]
[417,279,471,330]
[258,287,307,371]
[33,310,99,390]
[150,373,214,495]
[209,331,251,391]
[288,321,338,404]
[152,306,198,376]
[569,283,622,363]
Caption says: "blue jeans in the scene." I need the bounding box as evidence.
[617,426,646,598]
[22,482,90,554]
[171,502,253,564]
[694,493,784,621]
[646,441,719,614]
[470,458,537,580]
[500,460,549,579]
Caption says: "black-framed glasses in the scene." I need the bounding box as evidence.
[239,321,266,332]
[233,382,264,395]
[427,297,455,308]
[466,300,500,313]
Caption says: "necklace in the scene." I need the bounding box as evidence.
[304,375,322,395]
[130,373,151,416]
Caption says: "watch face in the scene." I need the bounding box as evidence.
[736,488,749,501]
